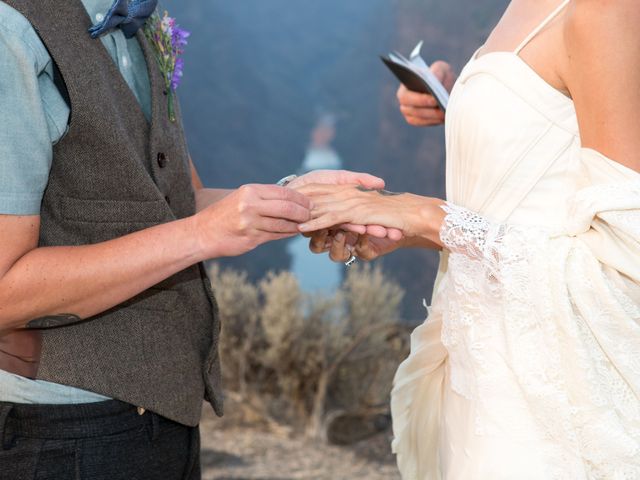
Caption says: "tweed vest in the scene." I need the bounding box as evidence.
[4,0,223,426]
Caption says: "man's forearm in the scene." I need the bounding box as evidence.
[0,216,204,331]
[195,188,232,212]
[0,180,314,332]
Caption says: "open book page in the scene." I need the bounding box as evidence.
[381,40,449,111]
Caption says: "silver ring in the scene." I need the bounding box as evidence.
[345,255,357,267]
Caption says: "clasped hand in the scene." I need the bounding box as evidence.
[294,183,447,263]
[193,169,411,259]
[193,171,445,263]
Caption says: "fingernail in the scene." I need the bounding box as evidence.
[299,224,310,232]
[335,232,344,241]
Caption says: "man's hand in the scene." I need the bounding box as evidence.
[309,230,405,263]
[194,184,311,258]
[288,169,385,190]
[397,60,456,127]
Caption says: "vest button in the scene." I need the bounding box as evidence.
[157,152,167,168]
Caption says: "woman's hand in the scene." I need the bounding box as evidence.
[289,170,403,240]
[297,184,446,248]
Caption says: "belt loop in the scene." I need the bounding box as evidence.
[0,404,14,450]
[74,438,83,480]
[150,412,160,442]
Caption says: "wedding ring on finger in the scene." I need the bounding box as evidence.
[345,254,357,267]
[344,246,358,267]
[343,241,357,267]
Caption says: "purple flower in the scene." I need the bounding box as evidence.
[144,11,190,121]
[172,26,190,50]
[171,57,184,90]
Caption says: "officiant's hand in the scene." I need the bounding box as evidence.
[397,60,455,127]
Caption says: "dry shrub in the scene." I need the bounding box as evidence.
[209,262,411,442]
[208,264,259,395]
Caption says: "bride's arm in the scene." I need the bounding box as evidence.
[297,184,513,262]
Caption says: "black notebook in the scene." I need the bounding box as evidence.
[381,41,449,111]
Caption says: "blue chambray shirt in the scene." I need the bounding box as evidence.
[0,0,151,215]
[0,0,153,403]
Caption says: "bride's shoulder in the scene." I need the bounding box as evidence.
[563,0,640,49]
[562,0,640,173]
[562,0,640,95]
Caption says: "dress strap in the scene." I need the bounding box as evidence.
[514,0,570,55]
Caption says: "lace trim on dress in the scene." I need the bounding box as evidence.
[433,200,640,479]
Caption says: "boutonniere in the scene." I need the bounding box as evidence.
[143,11,190,122]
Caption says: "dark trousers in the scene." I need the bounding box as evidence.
[0,400,200,480]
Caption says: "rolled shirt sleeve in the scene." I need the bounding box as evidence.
[0,2,70,215]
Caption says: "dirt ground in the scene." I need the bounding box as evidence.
[199,406,401,480]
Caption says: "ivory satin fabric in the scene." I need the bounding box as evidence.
[390,46,640,479]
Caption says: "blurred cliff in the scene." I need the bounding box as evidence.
[164,0,507,320]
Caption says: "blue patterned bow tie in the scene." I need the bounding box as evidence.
[89,0,158,39]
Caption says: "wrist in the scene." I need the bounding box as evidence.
[184,213,213,262]
[195,188,233,212]
[415,197,446,247]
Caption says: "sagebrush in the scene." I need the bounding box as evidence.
[209,263,411,442]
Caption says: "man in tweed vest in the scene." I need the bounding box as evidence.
[0,0,385,478]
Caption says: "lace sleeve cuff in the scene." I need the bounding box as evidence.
[439,203,512,259]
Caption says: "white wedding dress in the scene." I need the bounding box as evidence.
[390,1,640,478]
